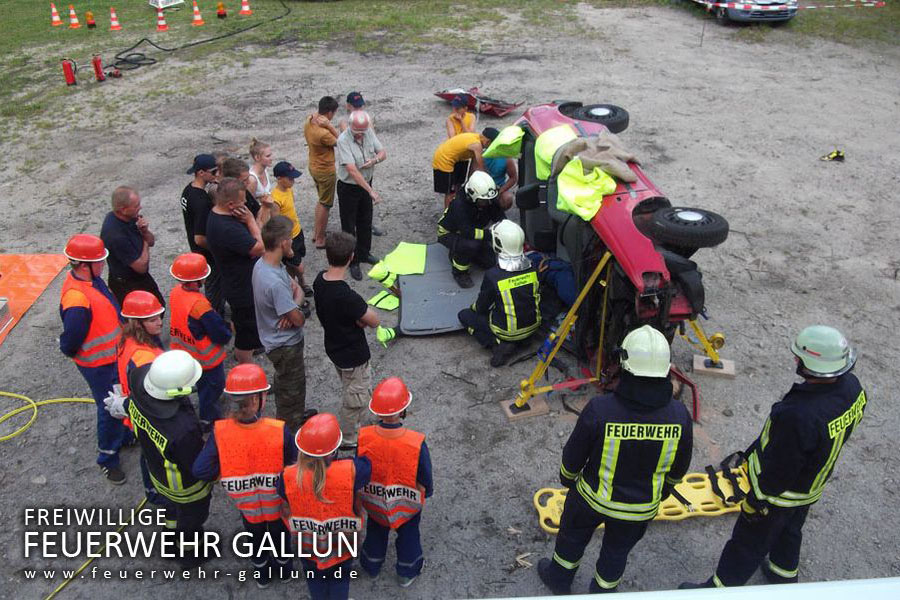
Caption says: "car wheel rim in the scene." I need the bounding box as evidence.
[673,210,705,224]
[588,107,612,118]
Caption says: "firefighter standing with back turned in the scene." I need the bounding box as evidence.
[680,325,866,589]
[192,364,297,589]
[357,377,433,588]
[59,234,130,485]
[538,325,693,594]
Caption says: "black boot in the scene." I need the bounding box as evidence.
[452,268,473,288]
[537,558,571,595]
[491,341,518,367]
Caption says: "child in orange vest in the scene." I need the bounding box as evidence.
[193,364,297,589]
[357,377,433,587]
[168,253,232,431]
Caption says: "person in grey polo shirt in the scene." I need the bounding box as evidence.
[336,110,387,281]
[251,216,312,432]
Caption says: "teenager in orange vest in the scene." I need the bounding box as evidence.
[59,234,129,484]
[357,377,433,587]
[277,413,371,600]
[168,253,232,431]
[117,290,171,511]
[193,364,297,589]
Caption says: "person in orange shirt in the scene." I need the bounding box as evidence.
[445,94,476,139]
[277,414,371,600]
[168,253,232,431]
[193,364,298,589]
[357,377,433,588]
[305,96,340,249]
[59,234,129,484]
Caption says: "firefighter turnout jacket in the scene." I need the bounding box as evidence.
[474,265,541,341]
[746,373,866,508]
[437,188,505,241]
[358,424,428,529]
[282,459,365,570]
[126,364,212,505]
[560,374,693,521]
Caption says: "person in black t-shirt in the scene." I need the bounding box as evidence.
[181,154,225,316]
[100,185,165,307]
[313,231,380,449]
[205,177,265,363]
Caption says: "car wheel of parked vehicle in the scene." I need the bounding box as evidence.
[557,101,584,118]
[643,207,729,249]
[572,104,629,134]
[715,7,729,24]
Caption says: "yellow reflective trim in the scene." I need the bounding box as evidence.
[496,271,538,292]
[599,437,619,501]
[594,572,620,589]
[452,259,469,271]
[652,438,678,503]
[759,418,772,450]
[713,574,725,588]
[827,390,866,439]
[552,552,580,570]
[560,463,579,481]
[811,428,845,492]
[150,473,212,503]
[474,228,484,241]
[767,559,798,578]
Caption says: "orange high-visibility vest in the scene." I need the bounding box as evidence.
[283,460,362,570]
[358,426,425,528]
[60,273,122,368]
[168,285,226,370]
[116,338,162,396]
[215,418,286,523]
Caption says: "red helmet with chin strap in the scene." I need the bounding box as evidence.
[369,377,412,417]
[121,290,165,319]
[64,234,108,262]
[170,253,211,282]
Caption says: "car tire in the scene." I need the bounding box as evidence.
[572,104,629,134]
[643,207,729,249]
[715,7,729,24]
[557,101,583,118]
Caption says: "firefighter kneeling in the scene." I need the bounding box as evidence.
[538,325,693,594]
[357,377,433,587]
[193,364,297,589]
[458,220,541,367]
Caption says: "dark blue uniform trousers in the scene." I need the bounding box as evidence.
[360,512,425,578]
[301,558,352,600]
[714,504,810,586]
[196,363,225,425]
[76,363,131,468]
[544,491,649,593]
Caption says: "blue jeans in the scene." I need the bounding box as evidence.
[301,558,351,600]
[76,363,130,468]
[197,364,225,425]
[360,512,424,578]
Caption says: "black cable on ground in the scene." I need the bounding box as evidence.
[113,0,291,71]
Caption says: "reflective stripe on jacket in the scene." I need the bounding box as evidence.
[358,425,425,529]
[168,286,226,369]
[60,273,122,368]
[215,418,286,523]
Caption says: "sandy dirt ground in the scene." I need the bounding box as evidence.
[1,4,899,599]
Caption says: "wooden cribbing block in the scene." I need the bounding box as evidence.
[692,354,736,378]
[501,395,550,421]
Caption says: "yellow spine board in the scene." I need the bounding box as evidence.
[534,469,750,534]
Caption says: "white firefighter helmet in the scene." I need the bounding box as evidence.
[620,325,671,378]
[491,220,530,272]
[464,170,498,203]
[143,350,203,400]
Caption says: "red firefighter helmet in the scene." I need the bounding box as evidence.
[64,234,108,262]
[120,291,165,319]
[170,253,211,282]
[295,413,342,457]
[369,377,412,417]
[224,364,270,395]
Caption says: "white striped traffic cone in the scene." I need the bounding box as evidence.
[191,1,205,26]
[109,7,122,31]
[67,4,81,29]
[239,0,253,16]
[50,3,63,27]
[156,7,168,32]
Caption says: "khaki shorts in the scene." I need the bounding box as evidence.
[310,169,337,207]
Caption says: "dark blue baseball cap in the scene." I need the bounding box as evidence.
[273,161,302,179]
[451,94,468,108]
[186,153,217,174]
[346,91,365,108]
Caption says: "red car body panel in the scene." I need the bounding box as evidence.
[516,104,672,295]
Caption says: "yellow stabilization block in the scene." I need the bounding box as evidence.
[534,469,750,534]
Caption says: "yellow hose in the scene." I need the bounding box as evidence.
[0,391,146,599]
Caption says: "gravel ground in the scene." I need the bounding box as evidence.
[1,5,898,599]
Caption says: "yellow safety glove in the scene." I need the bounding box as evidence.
[376,326,397,348]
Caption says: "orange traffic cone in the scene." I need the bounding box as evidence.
[109,7,122,31]
[85,10,96,28]
[156,8,168,32]
[191,1,205,26]
[67,5,80,29]
[217,2,227,19]
[239,0,252,16]
[50,3,63,27]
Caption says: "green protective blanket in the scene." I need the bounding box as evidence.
[556,157,617,221]
[382,242,427,275]
[483,125,525,159]
[368,290,399,311]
